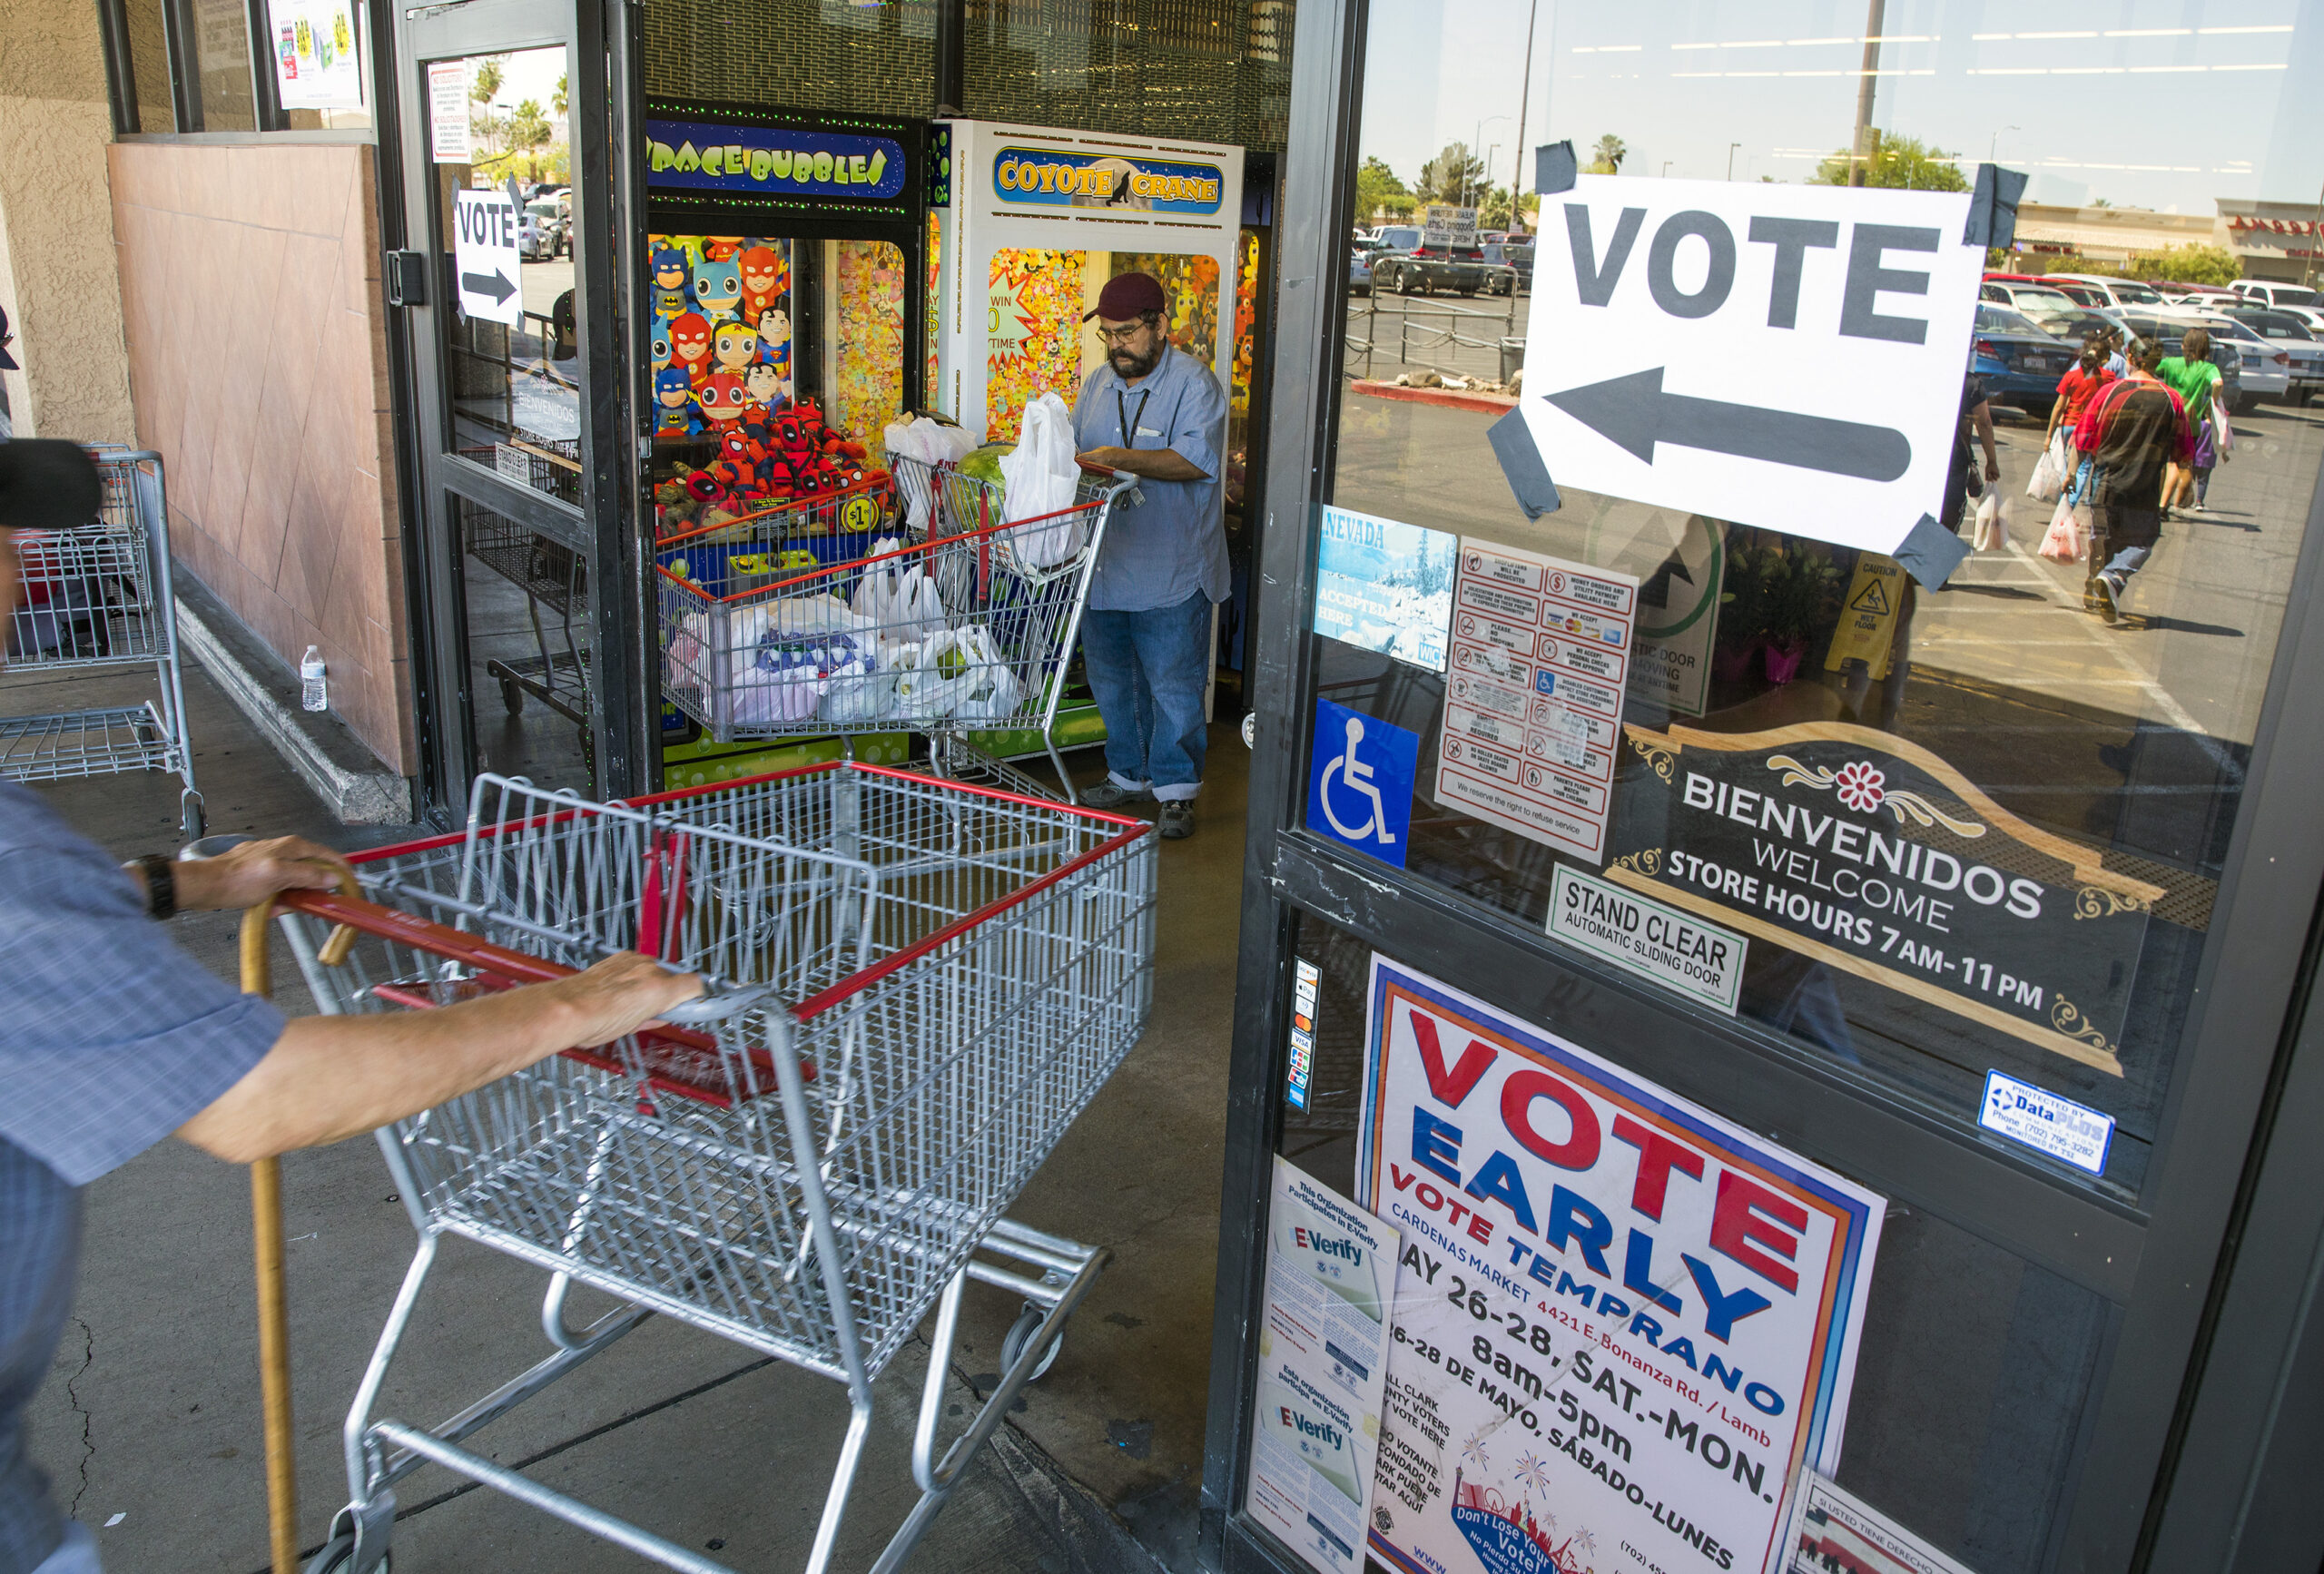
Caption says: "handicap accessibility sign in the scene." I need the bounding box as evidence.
[1306,698,1418,868]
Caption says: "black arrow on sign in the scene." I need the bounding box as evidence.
[1544,367,1912,483]
[460,270,517,306]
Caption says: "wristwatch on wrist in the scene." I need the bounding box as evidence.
[126,853,177,920]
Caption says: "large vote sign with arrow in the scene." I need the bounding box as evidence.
[453,187,524,329]
[1519,177,1982,557]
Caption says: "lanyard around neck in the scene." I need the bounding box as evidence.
[1116,385,1153,449]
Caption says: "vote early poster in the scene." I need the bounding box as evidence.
[1355,957,1884,1574]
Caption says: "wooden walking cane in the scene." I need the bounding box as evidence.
[239,890,359,1574]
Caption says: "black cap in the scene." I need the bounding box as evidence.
[0,306,15,371]
[0,440,101,531]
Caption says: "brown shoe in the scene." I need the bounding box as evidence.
[1157,801,1196,840]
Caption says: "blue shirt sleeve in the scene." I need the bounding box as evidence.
[1162,356,1227,481]
[0,811,283,1186]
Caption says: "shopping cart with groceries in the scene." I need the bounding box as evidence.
[276,762,1157,1574]
[658,454,1137,802]
[0,447,202,839]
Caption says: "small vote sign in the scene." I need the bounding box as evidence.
[1518,175,1982,557]
[452,187,524,328]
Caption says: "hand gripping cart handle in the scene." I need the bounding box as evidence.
[272,762,1157,1574]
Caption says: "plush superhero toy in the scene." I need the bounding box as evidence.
[692,257,743,323]
[652,368,702,436]
[711,321,760,378]
[650,320,675,374]
[668,312,714,388]
[739,245,788,324]
[650,246,693,319]
[697,372,752,431]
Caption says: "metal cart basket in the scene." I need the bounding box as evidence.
[659,458,1136,801]
[0,448,202,840]
[280,762,1157,1573]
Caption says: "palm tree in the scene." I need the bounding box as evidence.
[1588,134,1627,175]
[552,72,567,118]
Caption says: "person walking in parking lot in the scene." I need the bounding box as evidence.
[2047,334,2116,454]
[2158,327,2225,516]
[2073,338,2193,624]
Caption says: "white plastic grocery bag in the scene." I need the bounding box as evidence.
[998,393,1086,568]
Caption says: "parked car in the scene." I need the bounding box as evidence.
[1981,280,2083,324]
[2233,280,2322,312]
[523,200,569,260]
[1479,241,1532,295]
[1350,247,1374,296]
[1369,223,1491,295]
[2223,307,2324,402]
[1972,304,2076,415]
[2042,274,2168,310]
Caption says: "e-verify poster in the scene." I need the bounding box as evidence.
[1245,1157,1401,1573]
[1355,958,1884,1574]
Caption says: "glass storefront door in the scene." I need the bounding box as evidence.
[1208,3,2324,1572]
[387,0,650,818]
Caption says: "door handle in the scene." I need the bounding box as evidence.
[384,250,429,307]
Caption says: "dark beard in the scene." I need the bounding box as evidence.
[1110,343,1162,379]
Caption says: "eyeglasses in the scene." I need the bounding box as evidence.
[1093,323,1149,346]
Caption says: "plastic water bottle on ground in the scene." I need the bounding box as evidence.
[300,646,328,713]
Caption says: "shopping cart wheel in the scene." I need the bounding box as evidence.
[500,676,526,715]
[1000,1301,1065,1383]
[304,1534,390,1574]
[180,792,206,843]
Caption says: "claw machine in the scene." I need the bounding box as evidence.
[640,101,929,782]
[926,119,1245,762]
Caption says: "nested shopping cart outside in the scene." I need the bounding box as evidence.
[275,762,1157,1573]
[660,457,1137,802]
[0,447,202,839]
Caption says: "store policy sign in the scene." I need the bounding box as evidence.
[1608,724,2162,1076]
[646,121,907,202]
[1357,959,1884,1574]
[1513,177,1982,557]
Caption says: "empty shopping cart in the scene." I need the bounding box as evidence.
[0,448,202,840]
[277,762,1157,1574]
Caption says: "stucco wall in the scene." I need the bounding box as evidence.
[0,0,138,441]
[110,141,415,774]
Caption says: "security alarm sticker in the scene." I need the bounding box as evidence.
[1437,541,1638,862]
[1245,1158,1401,1573]
[1308,699,1419,869]
[1288,958,1323,1112]
[452,188,523,328]
[1607,723,2159,1076]
[1517,177,1983,556]
[1356,958,1884,1574]
[1314,505,1454,673]
[1551,864,1747,1015]
[1978,1071,2114,1176]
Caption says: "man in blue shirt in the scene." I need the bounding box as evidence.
[0,442,700,1573]
[1070,272,1229,840]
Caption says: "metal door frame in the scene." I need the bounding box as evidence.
[382,0,652,821]
[1197,2,2324,1569]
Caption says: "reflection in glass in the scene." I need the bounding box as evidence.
[437,47,579,503]
[458,498,596,794]
[1329,0,2321,1197]
[187,0,257,130]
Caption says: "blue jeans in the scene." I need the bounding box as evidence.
[1079,591,1212,801]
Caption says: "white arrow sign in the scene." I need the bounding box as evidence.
[1518,175,1983,556]
[452,187,523,328]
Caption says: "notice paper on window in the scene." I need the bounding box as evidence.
[1434,540,1638,862]
[1243,1157,1400,1574]
[1783,1471,1979,1574]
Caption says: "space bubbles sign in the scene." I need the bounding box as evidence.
[646,121,907,202]
[1516,177,1982,556]
[1357,958,1883,1574]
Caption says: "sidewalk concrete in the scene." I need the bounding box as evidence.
[11,652,1241,1572]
